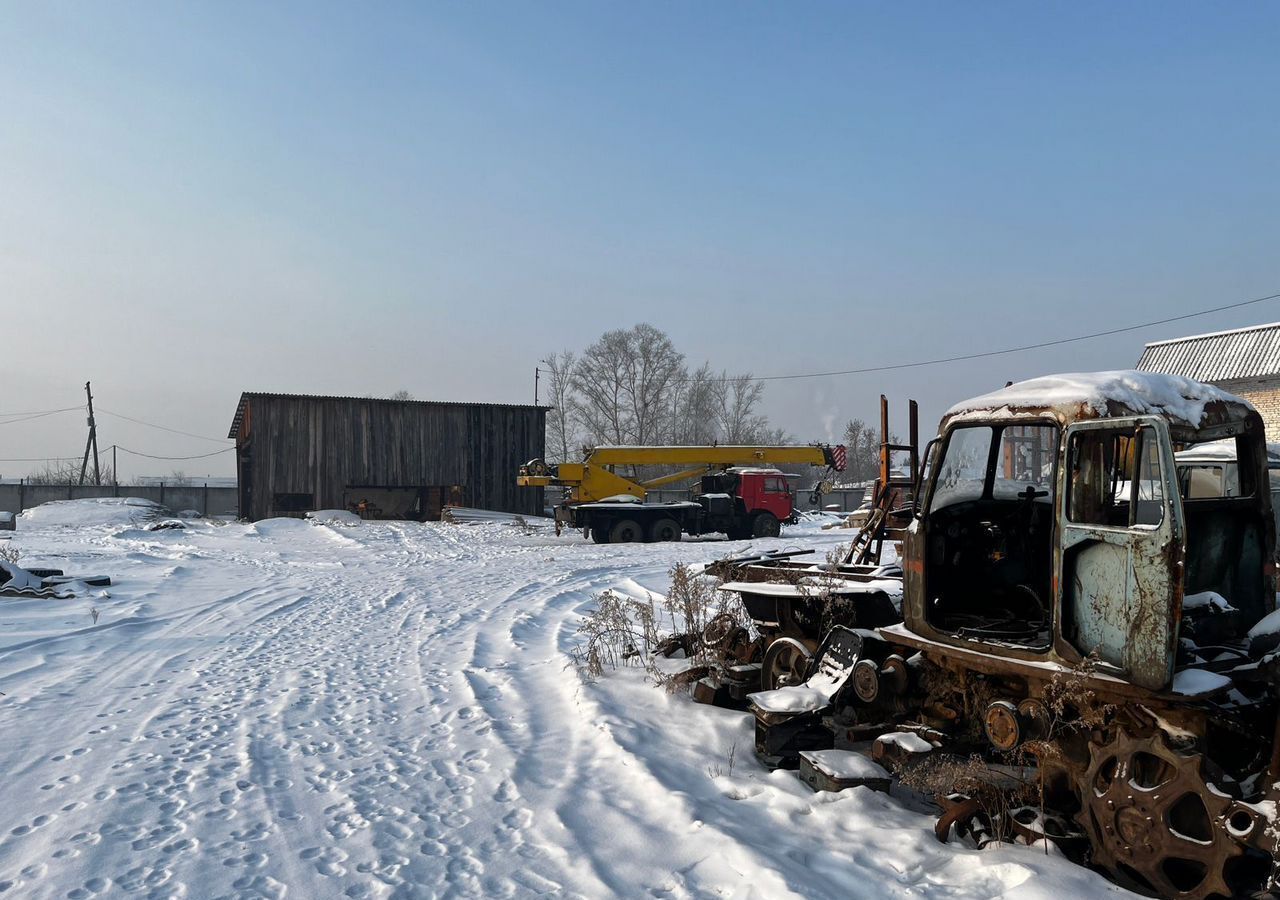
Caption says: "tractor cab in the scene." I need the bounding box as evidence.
[903,371,1276,691]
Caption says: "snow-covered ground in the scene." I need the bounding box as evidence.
[0,510,1132,899]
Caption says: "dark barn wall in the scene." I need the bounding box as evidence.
[235,395,545,520]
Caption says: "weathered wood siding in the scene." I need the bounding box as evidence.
[234,395,545,521]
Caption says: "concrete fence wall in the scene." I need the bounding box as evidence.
[0,483,239,518]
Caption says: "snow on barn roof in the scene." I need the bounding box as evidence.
[1136,321,1280,383]
[943,370,1252,431]
[227,392,547,439]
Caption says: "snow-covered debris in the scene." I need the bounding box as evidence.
[945,370,1245,426]
[878,731,935,754]
[800,749,890,781]
[1184,590,1235,612]
[748,686,831,714]
[1249,608,1280,638]
[19,496,167,527]
[1171,669,1233,696]
[0,561,88,598]
[0,560,45,592]
[441,506,553,526]
[306,508,364,526]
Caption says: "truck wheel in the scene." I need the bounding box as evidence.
[649,518,681,542]
[751,512,781,538]
[590,526,610,544]
[609,519,644,543]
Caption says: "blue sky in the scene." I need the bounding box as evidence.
[2,2,1278,476]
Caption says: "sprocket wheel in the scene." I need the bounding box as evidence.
[1076,727,1241,899]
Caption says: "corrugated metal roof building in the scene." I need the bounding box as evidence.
[228,392,546,521]
[1136,322,1280,439]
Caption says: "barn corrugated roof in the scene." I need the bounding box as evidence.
[1135,322,1280,383]
[227,392,547,439]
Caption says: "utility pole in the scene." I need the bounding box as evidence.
[534,366,540,405]
[78,381,101,486]
[112,444,118,486]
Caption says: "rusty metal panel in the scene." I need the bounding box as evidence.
[1058,416,1184,690]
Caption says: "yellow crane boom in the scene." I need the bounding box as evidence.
[518,444,841,504]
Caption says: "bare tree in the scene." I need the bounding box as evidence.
[390,390,414,401]
[715,373,767,444]
[574,324,685,446]
[669,363,720,445]
[551,325,785,464]
[842,418,899,484]
[26,459,115,485]
[540,350,580,461]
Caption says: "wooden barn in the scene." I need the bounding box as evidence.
[227,392,546,521]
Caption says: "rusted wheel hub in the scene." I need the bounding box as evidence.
[1076,728,1241,899]
[761,637,812,690]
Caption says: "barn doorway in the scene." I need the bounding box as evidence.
[341,485,466,521]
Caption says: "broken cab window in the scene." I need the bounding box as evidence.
[1175,439,1253,500]
[930,426,993,510]
[1067,426,1163,528]
[991,425,1056,502]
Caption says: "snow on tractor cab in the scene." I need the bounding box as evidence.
[701,371,1280,899]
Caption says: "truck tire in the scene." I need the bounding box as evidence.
[649,518,681,543]
[752,512,780,538]
[590,526,610,544]
[609,519,644,544]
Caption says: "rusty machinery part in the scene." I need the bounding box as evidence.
[702,613,743,651]
[522,459,551,477]
[1006,806,1087,850]
[934,795,999,848]
[852,658,881,704]
[726,636,763,666]
[1077,727,1263,899]
[940,798,1088,854]
[761,637,813,691]
[852,655,909,706]
[983,700,1022,753]
[1016,698,1050,742]
[881,654,910,695]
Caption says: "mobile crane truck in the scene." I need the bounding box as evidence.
[517,444,847,543]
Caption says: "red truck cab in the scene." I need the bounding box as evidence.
[696,467,798,538]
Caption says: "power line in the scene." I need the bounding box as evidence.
[115,446,235,461]
[0,405,84,418]
[0,455,82,462]
[682,289,1280,383]
[0,406,85,426]
[97,409,231,443]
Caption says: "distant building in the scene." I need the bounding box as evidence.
[1136,322,1280,440]
[227,392,546,521]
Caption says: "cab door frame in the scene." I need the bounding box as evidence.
[1056,415,1186,690]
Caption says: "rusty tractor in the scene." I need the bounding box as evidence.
[705,372,1280,899]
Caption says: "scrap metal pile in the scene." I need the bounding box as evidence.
[676,375,1280,899]
[0,561,111,598]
